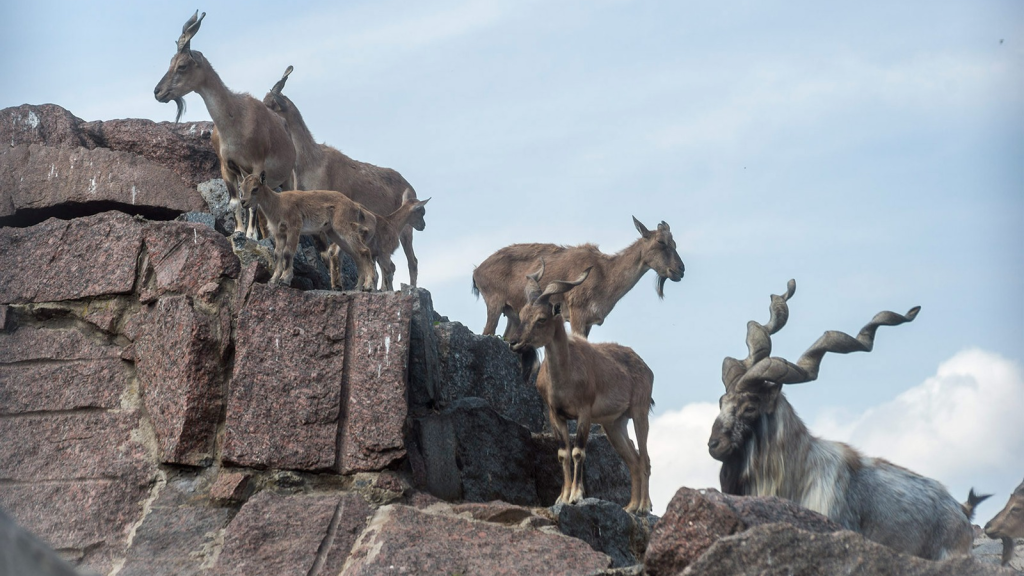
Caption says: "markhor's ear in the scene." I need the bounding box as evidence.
[633,216,651,238]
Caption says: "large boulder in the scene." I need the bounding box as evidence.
[432,321,548,432]
[0,104,218,227]
[0,407,158,573]
[134,295,230,466]
[342,504,612,575]
[682,523,1016,576]
[645,487,842,576]
[552,498,657,568]
[209,490,372,576]
[0,144,206,224]
[117,473,234,576]
[0,104,219,188]
[0,211,145,304]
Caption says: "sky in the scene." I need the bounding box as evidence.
[2,1,1021,518]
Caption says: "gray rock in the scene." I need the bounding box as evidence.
[228,234,336,291]
[197,178,231,220]
[411,398,540,505]
[974,533,1024,571]
[402,286,442,411]
[341,504,612,575]
[434,321,548,432]
[551,498,657,568]
[174,211,217,230]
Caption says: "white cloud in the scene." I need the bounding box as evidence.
[812,349,1024,490]
[635,402,722,516]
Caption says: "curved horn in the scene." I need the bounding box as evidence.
[538,267,592,302]
[271,65,294,95]
[722,279,796,390]
[177,10,206,53]
[738,305,920,389]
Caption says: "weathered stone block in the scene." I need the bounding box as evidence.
[337,291,413,473]
[0,412,158,574]
[0,104,219,190]
[0,104,91,149]
[0,211,144,304]
[209,471,253,503]
[140,220,239,303]
[0,144,205,222]
[223,285,349,470]
[342,504,612,575]
[118,475,234,576]
[210,491,370,576]
[434,321,547,432]
[683,523,1015,576]
[0,325,128,414]
[135,296,228,465]
[80,117,219,189]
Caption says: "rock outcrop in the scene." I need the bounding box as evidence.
[2,104,1016,576]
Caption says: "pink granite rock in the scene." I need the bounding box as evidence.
[645,487,841,576]
[342,504,611,575]
[0,211,144,304]
[0,411,158,573]
[0,144,206,222]
[135,295,228,465]
[139,219,239,303]
[210,491,371,576]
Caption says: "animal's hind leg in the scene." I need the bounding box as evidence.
[399,226,418,287]
[604,416,643,513]
[631,406,652,514]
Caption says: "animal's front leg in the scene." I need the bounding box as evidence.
[569,411,593,504]
[549,409,573,505]
[245,208,260,240]
[277,230,297,286]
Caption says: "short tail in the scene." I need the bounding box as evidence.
[962,488,992,521]
[471,276,480,298]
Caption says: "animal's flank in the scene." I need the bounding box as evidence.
[474,217,684,339]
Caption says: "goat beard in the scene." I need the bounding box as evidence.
[1002,536,1015,566]
[656,275,667,299]
[173,97,186,124]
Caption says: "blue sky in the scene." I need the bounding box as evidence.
[2,0,1021,517]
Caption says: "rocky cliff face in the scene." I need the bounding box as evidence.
[0,104,1016,576]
